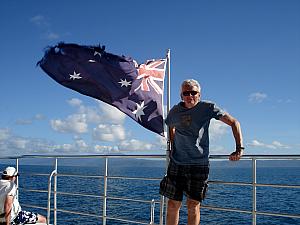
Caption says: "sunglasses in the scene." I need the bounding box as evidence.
[182,91,199,96]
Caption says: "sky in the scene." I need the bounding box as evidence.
[0,0,299,157]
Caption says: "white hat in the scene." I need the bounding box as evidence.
[2,167,18,177]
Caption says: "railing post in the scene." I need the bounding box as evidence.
[150,199,155,224]
[252,158,257,225]
[16,158,19,198]
[159,196,165,225]
[54,158,58,225]
[47,169,57,225]
[103,157,108,225]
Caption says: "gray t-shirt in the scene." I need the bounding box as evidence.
[165,100,225,165]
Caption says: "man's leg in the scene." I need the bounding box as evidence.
[167,199,182,225]
[187,198,200,225]
[37,214,47,223]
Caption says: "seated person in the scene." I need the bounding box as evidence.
[0,167,47,225]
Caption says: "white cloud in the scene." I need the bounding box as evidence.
[209,119,229,140]
[118,139,154,151]
[51,114,88,134]
[15,119,32,125]
[0,132,54,156]
[15,114,46,125]
[277,99,293,104]
[248,139,290,149]
[30,15,60,40]
[81,107,103,124]
[249,140,264,147]
[209,145,229,155]
[271,141,290,149]
[61,144,73,151]
[74,139,89,150]
[65,99,126,125]
[10,138,29,149]
[93,124,126,142]
[34,114,45,120]
[156,136,168,150]
[70,101,101,124]
[49,140,89,154]
[29,15,48,26]
[50,99,127,144]
[248,92,267,103]
[45,31,59,40]
[0,129,117,155]
[0,97,164,155]
[98,101,126,124]
[68,98,82,107]
[27,139,57,153]
[0,129,10,141]
[94,145,119,154]
[29,137,89,154]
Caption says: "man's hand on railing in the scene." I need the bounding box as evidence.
[229,148,244,161]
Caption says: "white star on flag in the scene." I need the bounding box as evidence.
[132,101,147,121]
[118,79,132,87]
[69,71,82,80]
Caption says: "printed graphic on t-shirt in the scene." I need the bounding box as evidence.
[180,115,192,127]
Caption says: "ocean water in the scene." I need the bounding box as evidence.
[1,159,299,225]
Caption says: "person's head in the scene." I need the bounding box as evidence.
[180,79,201,108]
[1,166,18,180]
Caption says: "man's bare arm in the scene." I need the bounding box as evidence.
[169,126,175,143]
[219,113,244,161]
[4,195,13,225]
[167,126,175,153]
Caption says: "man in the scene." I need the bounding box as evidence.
[160,79,244,225]
[0,166,46,225]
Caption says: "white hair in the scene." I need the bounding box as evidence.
[181,79,201,93]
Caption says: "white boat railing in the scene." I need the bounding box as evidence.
[47,169,57,225]
[0,154,299,225]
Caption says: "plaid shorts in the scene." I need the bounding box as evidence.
[12,210,38,225]
[159,160,209,202]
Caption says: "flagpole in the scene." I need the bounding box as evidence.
[166,48,171,162]
[160,49,171,225]
[167,52,171,113]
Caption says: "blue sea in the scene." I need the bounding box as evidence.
[1,159,299,225]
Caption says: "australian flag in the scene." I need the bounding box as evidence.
[38,43,166,136]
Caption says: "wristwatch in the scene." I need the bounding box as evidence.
[236,146,245,152]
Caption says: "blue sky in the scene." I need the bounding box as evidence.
[0,0,299,156]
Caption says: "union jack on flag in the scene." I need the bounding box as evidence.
[134,60,166,94]
[38,43,167,136]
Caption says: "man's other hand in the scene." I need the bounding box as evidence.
[229,150,243,161]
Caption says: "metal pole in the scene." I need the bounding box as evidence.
[150,199,155,224]
[166,48,171,165]
[47,169,57,225]
[159,195,165,225]
[159,49,171,225]
[166,49,171,225]
[16,158,19,198]
[103,157,108,225]
[252,158,257,225]
[166,50,171,115]
[54,158,58,225]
